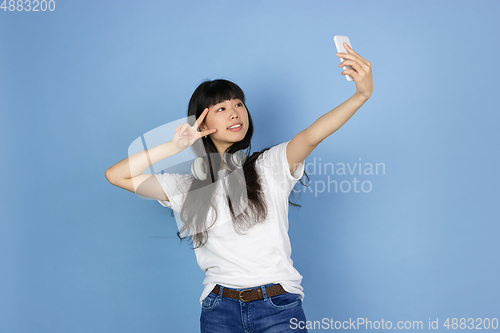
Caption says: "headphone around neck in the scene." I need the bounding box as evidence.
[191,150,247,181]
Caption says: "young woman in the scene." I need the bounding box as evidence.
[105,43,372,332]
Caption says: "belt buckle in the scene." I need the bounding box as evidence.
[239,288,253,302]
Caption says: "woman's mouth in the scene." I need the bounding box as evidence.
[227,124,242,131]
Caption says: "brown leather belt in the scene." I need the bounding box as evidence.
[210,284,286,302]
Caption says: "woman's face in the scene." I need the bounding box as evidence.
[201,98,249,153]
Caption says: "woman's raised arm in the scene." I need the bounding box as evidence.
[286,42,373,174]
[105,108,216,199]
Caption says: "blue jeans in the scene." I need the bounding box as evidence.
[200,283,309,333]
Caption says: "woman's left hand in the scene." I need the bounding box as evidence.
[337,42,373,101]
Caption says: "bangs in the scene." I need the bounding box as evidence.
[203,80,245,108]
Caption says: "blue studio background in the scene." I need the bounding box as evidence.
[1,0,499,332]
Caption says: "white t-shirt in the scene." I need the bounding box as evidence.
[154,140,305,305]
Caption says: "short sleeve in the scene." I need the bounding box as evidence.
[154,171,193,213]
[256,140,305,195]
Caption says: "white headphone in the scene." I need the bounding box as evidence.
[191,150,247,181]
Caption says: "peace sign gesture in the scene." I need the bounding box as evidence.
[337,42,373,101]
[172,108,217,151]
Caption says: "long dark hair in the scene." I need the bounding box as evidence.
[174,79,308,249]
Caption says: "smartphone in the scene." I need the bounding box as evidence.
[334,35,354,81]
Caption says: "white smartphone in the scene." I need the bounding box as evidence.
[334,35,354,81]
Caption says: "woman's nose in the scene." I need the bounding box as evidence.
[229,107,239,119]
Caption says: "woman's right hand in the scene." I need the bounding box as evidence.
[172,108,217,151]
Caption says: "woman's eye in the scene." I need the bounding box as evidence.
[217,108,225,112]
[236,103,242,107]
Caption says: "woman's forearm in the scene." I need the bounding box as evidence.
[305,92,368,146]
[105,140,183,181]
